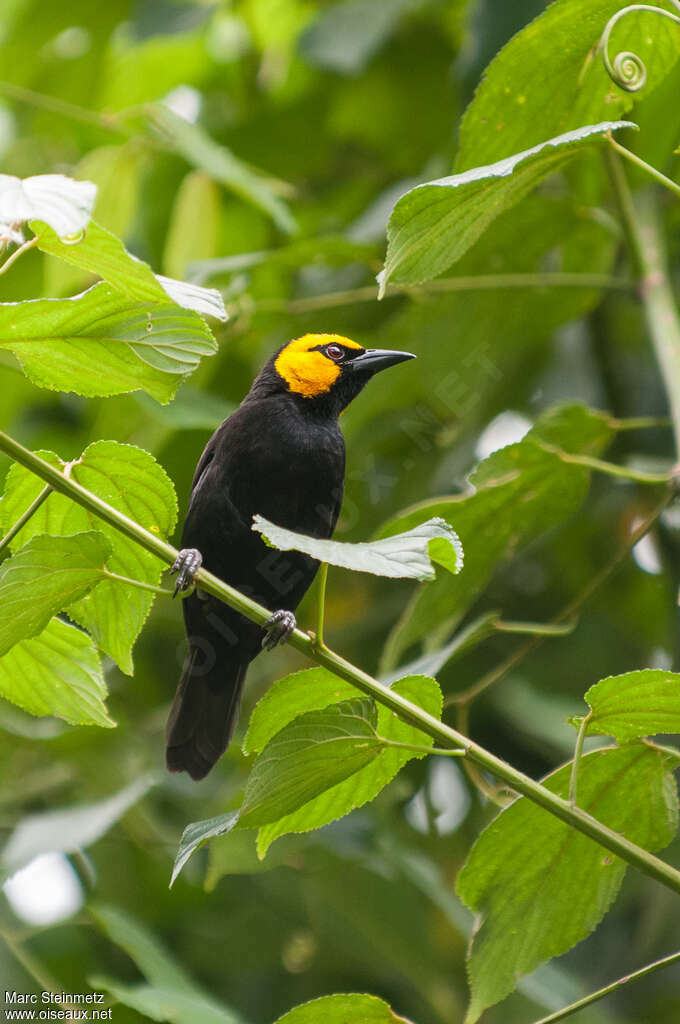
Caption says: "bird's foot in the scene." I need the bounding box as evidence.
[171,548,203,597]
[262,609,296,650]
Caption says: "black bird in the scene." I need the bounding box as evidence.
[167,333,415,780]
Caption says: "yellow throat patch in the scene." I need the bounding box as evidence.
[275,333,362,398]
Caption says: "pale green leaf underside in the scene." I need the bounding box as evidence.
[380,120,634,291]
[0,617,114,728]
[170,812,240,888]
[151,105,297,235]
[252,514,463,581]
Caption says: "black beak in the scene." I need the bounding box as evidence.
[348,348,416,375]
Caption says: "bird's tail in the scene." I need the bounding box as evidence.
[166,647,247,781]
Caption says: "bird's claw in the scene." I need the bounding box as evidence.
[262,609,296,650]
[171,548,203,597]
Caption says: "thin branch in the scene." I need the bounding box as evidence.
[447,488,674,707]
[605,150,680,460]
[0,485,51,554]
[314,562,329,651]
[532,947,680,1024]
[377,738,467,757]
[456,703,513,807]
[0,80,129,134]
[0,234,40,277]
[611,415,671,430]
[608,134,680,200]
[102,569,174,597]
[250,273,632,315]
[494,618,577,637]
[2,432,680,895]
[536,443,672,484]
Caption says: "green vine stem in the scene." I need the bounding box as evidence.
[0,233,39,274]
[247,272,632,316]
[0,484,51,554]
[536,444,673,484]
[531,947,680,1024]
[377,739,467,758]
[600,2,680,92]
[569,713,592,806]
[314,561,329,651]
[102,570,175,597]
[605,151,680,461]
[3,430,680,895]
[608,135,680,200]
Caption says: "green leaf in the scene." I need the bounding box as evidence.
[89,980,243,1024]
[0,532,110,657]
[1,776,153,880]
[580,669,680,741]
[252,514,463,581]
[455,0,680,171]
[243,667,359,755]
[238,699,383,828]
[34,219,227,321]
[299,0,420,75]
[379,404,615,669]
[274,993,412,1024]
[171,813,239,888]
[254,674,443,857]
[1,441,178,673]
[91,903,199,991]
[381,612,499,685]
[91,904,244,1024]
[456,744,680,1023]
[0,617,114,728]
[150,105,297,235]
[379,120,633,291]
[74,145,142,238]
[173,674,443,878]
[163,170,221,280]
[0,173,96,238]
[0,282,217,402]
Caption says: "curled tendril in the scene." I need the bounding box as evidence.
[600,2,680,93]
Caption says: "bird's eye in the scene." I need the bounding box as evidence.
[325,344,344,361]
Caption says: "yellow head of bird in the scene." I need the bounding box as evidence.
[274,333,363,398]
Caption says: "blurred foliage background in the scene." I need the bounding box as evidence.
[0,0,679,1022]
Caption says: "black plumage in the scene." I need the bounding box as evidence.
[167,334,414,779]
